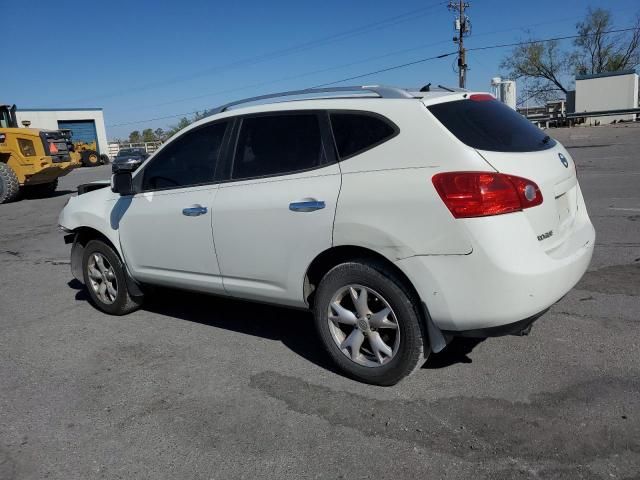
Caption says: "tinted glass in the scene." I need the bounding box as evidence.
[0,111,10,128]
[330,113,397,159]
[117,148,144,157]
[232,114,324,179]
[142,122,227,190]
[428,98,556,152]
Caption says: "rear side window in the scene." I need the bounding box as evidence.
[428,98,556,152]
[330,112,397,159]
[232,113,324,180]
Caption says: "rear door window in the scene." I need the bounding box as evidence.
[428,97,556,152]
[232,113,324,180]
[330,112,398,159]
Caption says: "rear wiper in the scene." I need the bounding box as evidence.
[541,135,551,145]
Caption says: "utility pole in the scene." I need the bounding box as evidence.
[448,1,471,89]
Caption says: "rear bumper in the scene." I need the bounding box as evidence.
[396,198,595,332]
[442,309,548,338]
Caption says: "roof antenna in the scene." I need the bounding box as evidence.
[420,83,431,92]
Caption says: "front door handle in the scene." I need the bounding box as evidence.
[289,199,326,212]
[182,205,208,216]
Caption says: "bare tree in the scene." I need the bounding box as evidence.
[501,8,640,106]
[574,8,640,75]
[500,38,571,104]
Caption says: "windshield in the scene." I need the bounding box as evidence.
[0,109,12,128]
[117,148,145,156]
[428,97,556,153]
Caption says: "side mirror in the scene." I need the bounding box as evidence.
[111,164,136,195]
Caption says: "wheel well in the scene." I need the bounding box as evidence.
[70,227,120,283]
[70,226,144,297]
[73,227,118,251]
[304,245,422,308]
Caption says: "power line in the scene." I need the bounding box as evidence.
[111,14,597,115]
[313,27,638,89]
[65,1,447,105]
[465,27,638,53]
[311,52,456,88]
[117,39,453,113]
[107,50,458,128]
[108,26,639,129]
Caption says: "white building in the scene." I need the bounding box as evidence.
[15,108,109,157]
[490,77,517,109]
[575,70,639,124]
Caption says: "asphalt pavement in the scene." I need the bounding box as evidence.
[1,124,639,479]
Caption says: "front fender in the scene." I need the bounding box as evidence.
[58,188,123,259]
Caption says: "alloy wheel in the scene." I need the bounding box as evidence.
[87,252,118,304]
[327,284,400,367]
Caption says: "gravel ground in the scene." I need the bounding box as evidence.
[1,123,639,480]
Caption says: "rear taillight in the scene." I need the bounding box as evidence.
[432,172,543,219]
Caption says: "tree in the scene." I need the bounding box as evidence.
[142,128,155,143]
[128,130,141,143]
[500,38,570,104]
[165,117,192,137]
[501,7,640,105]
[193,110,214,122]
[574,8,640,75]
[154,128,165,141]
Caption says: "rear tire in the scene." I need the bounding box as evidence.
[313,260,427,386]
[24,179,58,198]
[81,150,100,167]
[82,239,143,315]
[0,163,20,204]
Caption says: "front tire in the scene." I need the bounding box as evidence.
[0,163,20,204]
[313,261,427,386]
[82,239,143,315]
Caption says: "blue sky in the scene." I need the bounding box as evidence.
[5,0,638,139]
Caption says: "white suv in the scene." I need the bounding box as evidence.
[59,86,595,385]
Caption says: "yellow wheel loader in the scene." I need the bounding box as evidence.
[59,130,108,167]
[0,104,81,203]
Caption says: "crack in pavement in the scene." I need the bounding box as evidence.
[250,371,640,464]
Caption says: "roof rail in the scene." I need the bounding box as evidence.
[209,85,414,114]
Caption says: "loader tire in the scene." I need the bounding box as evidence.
[0,163,20,204]
[81,150,100,167]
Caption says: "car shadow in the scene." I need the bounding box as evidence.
[143,288,342,374]
[423,337,485,369]
[21,189,76,200]
[69,280,481,375]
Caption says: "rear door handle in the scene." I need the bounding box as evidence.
[289,199,326,212]
[182,205,208,216]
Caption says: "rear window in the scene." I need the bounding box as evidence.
[428,98,556,152]
[330,112,397,159]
